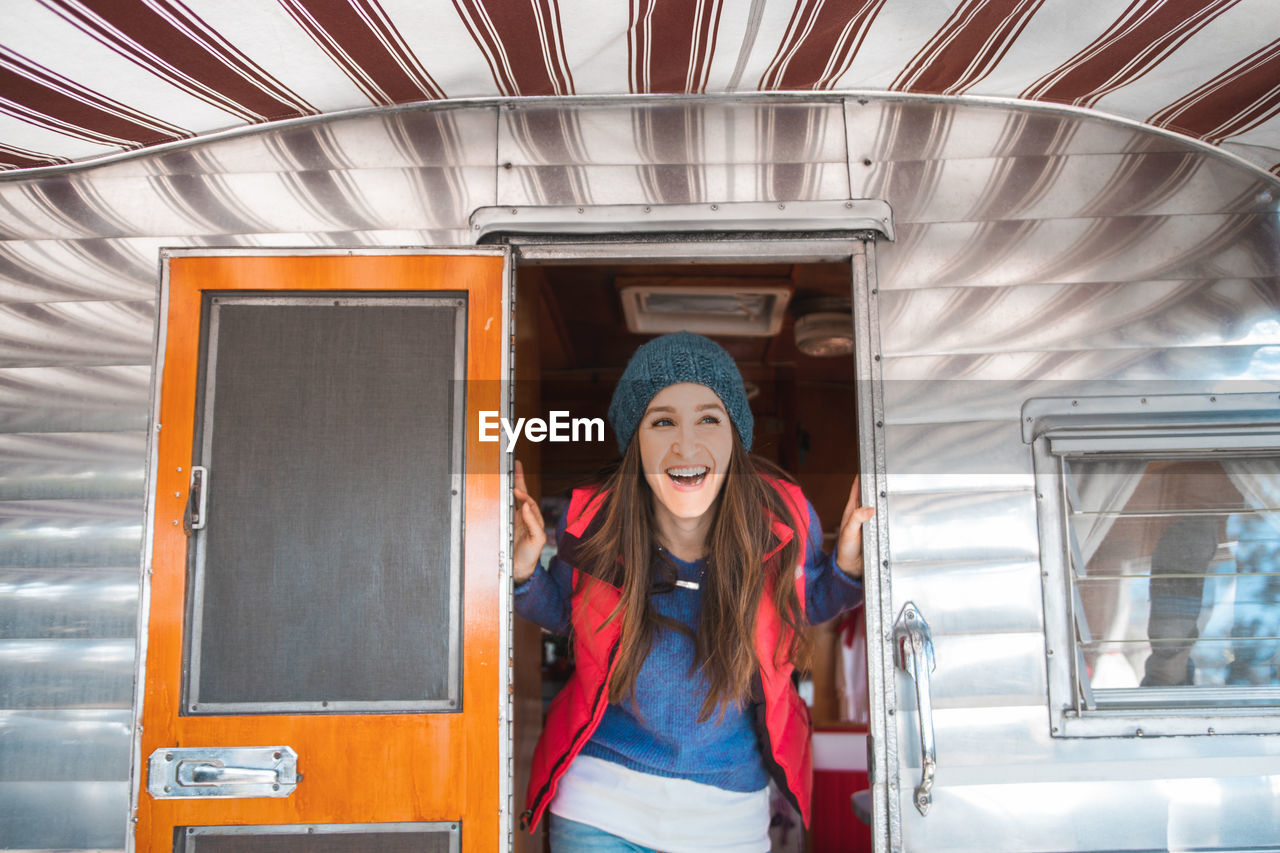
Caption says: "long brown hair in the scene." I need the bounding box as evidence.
[576,434,811,722]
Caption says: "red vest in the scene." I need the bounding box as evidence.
[520,478,814,832]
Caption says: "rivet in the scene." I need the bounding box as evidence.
[577,207,584,213]
[1208,727,1215,735]
[710,204,719,211]
[165,753,174,761]
[172,520,179,525]
[1210,396,1217,402]
[177,466,183,472]
[874,354,881,361]
[887,708,895,716]
[845,201,854,208]
[643,206,651,213]
[1135,728,1144,737]
[272,783,280,791]
[174,492,181,498]
[882,559,888,568]
[190,704,197,711]
[1025,416,1032,422]
[876,421,883,428]
[862,159,872,167]
[777,203,785,210]
[510,208,518,215]
[163,784,172,793]
[502,162,512,170]
[1047,649,1054,656]
[1071,400,1078,407]
[1051,727,1059,734]
[879,490,886,498]
[1140,398,1147,404]
[273,751,282,760]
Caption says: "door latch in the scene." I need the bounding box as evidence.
[147,746,298,799]
[893,601,937,816]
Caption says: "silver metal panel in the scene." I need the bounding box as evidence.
[0,570,137,639]
[0,499,142,569]
[0,710,132,781]
[497,101,850,206]
[0,365,151,433]
[0,300,153,368]
[0,431,145,500]
[895,632,1047,709]
[884,420,1032,493]
[0,781,128,850]
[879,216,1280,291]
[900,776,1280,853]
[0,639,133,709]
[879,279,1280,358]
[888,560,1044,636]
[922,704,1280,769]
[887,489,1039,564]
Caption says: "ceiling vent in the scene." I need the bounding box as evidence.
[619,285,791,337]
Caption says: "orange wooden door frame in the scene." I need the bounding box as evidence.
[133,251,509,851]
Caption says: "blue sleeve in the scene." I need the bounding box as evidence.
[802,497,864,625]
[513,510,574,635]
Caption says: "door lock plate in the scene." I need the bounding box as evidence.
[147,746,299,799]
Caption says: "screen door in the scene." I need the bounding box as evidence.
[133,251,508,852]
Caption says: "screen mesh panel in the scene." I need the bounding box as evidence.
[186,827,455,853]
[189,298,462,709]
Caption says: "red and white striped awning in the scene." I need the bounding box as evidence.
[3,0,1278,177]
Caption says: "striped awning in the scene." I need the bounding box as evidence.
[2,0,1278,177]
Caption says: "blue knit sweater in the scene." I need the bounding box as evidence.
[513,495,863,793]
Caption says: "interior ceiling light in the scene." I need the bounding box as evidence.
[793,296,854,357]
[620,285,791,337]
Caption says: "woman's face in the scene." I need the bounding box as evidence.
[637,382,734,522]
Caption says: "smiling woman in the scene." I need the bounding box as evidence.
[509,332,872,853]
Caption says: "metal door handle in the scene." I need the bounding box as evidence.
[185,465,208,532]
[147,746,298,798]
[176,759,277,787]
[894,601,936,815]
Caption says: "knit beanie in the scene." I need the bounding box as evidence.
[607,332,754,453]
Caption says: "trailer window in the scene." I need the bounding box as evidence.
[1025,394,1280,737]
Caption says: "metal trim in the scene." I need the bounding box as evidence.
[498,249,515,850]
[184,293,467,715]
[128,249,174,851]
[1022,392,1280,443]
[512,237,871,265]
[4,90,1277,190]
[851,239,896,853]
[470,200,894,242]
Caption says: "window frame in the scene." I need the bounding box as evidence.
[1024,391,1280,738]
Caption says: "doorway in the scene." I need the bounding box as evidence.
[509,254,871,852]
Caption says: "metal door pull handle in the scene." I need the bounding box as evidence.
[894,601,937,815]
[147,746,298,799]
[176,760,277,787]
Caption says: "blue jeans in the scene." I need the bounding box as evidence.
[549,814,661,852]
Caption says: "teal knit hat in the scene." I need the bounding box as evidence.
[608,332,753,453]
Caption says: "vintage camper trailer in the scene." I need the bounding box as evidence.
[1,2,1278,851]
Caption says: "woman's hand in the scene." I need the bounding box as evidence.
[513,460,546,584]
[835,475,876,578]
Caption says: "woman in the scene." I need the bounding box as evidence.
[513,332,872,852]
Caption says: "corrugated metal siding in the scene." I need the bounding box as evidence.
[0,95,1276,851]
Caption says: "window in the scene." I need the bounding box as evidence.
[1025,393,1280,737]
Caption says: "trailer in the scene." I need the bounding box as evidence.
[1,3,1278,852]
